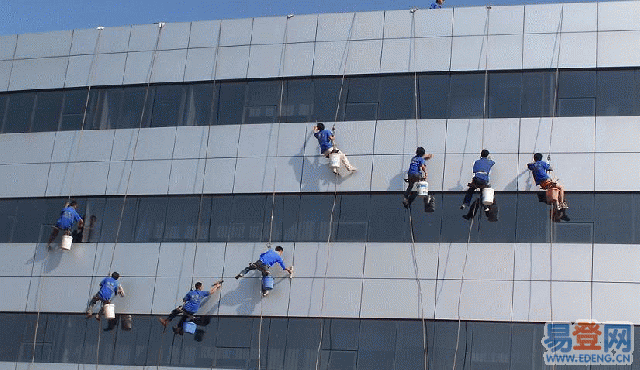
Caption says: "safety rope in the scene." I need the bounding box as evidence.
[452,7,491,369]
[256,15,291,370]
[313,12,356,370]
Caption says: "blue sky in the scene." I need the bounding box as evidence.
[1,0,611,36]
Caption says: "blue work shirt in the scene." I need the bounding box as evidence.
[56,206,82,230]
[472,157,495,183]
[182,289,210,313]
[98,277,120,301]
[259,249,286,270]
[408,156,426,176]
[528,160,551,185]
[314,129,333,154]
[429,2,442,9]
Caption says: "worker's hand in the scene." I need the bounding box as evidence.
[425,153,433,160]
[285,267,293,274]
[214,281,223,288]
[117,286,125,297]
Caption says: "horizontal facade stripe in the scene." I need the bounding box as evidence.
[1,192,638,245]
[0,314,607,369]
[1,68,640,134]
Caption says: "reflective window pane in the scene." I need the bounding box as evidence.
[149,85,186,127]
[367,194,410,242]
[357,320,396,370]
[184,83,216,126]
[99,197,137,243]
[217,82,246,125]
[488,72,522,118]
[4,92,35,133]
[313,78,343,122]
[596,69,640,116]
[244,80,281,124]
[344,77,379,121]
[60,89,94,131]
[449,73,484,118]
[0,199,18,243]
[297,194,335,242]
[419,74,450,119]
[558,70,596,99]
[163,196,199,241]
[521,71,555,117]
[31,91,62,132]
[229,195,266,241]
[120,86,149,129]
[379,75,415,120]
[334,194,370,242]
[0,95,7,132]
[262,194,300,242]
[89,88,121,130]
[281,79,313,123]
[134,197,168,242]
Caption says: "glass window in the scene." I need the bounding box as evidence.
[217,82,246,125]
[357,320,396,370]
[262,195,300,242]
[322,319,360,351]
[217,317,255,348]
[343,77,379,121]
[120,86,149,129]
[14,198,61,243]
[558,70,596,117]
[285,318,323,369]
[419,74,449,119]
[80,197,106,243]
[521,71,555,117]
[367,194,410,242]
[410,193,444,243]
[467,322,512,368]
[430,321,468,369]
[281,79,313,123]
[488,72,522,118]
[557,98,595,117]
[516,193,549,243]
[4,92,35,133]
[395,321,427,369]
[163,196,199,241]
[596,69,640,116]
[449,73,485,119]
[244,80,281,124]
[149,85,187,128]
[334,194,369,242]
[31,91,63,132]
[0,95,7,132]
[60,89,93,131]
[99,197,137,243]
[379,75,415,120]
[313,78,343,123]
[297,194,335,242]
[229,195,266,241]
[134,197,168,242]
[0,199,18,243]
[88,88,121,130]
[184,83,216,126]
[202,195,233,242]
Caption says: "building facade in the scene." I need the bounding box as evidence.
[1,1,640,368]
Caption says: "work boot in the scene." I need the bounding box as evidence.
[86,311,93,319]
[460,204,467,210]
[332,168,339,175]
[560,201,569,209]
[560,210,570,222]
[262,290,269,297]
[235,273,243,280]
[462,214,472,220]
[158,318,169,328]
[172,326,183,335]
[402,198,410,208]
[348,167,357,173]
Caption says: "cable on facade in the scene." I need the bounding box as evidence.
[313,12,356,370]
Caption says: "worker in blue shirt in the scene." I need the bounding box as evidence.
[46,200,83,250]
[313,122,357,174]
[236,246,293,296]
[430,0,444,9]
[86,272,124,318]
[159,280,223,334]
[528,153,569,215]
[403,147,433,208]
[461,149,495,210]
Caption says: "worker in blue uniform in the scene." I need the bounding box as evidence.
[403,146,433,208]
[46,200,83,250]
[461,149,495,210]
[86,272,124,318]
[236,246,293,296]
[528,153,570,221]
[159,281,223,334]
[430,0,444,9]
[313,122,356,174]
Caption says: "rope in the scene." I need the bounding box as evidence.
[257,16,290,370]
[313,12,356,370]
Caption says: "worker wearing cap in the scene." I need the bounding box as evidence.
[159,281,222,334]
[86,272,124,318]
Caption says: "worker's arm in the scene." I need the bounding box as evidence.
[209,281,223,294]
[424,153,433,160]
[117,285,125,297]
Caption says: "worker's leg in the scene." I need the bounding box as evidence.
[462,184,477,207]
[403,175,419,207]
[46,227,60,248]
[86,293,101,316]
[336,150,356,172]
[236,260,261,278]
[556,183,566,207]
[159,306,184,327]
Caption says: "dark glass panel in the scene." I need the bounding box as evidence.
[4,92,35,133]
[322,318,360,351]
[0,95,6,132]
[357,320,396,369]
[313,78,343,122]
[163,196,199,241]
[430,321,468,369]
[368,194,410,242]
[297,194,336,242]
[281,79,313,123]
[244,80,281,124]
[206,195,233,242]
[88,88,121,130]
[285,318,323,369]
[229,195,266,241]
[217,317,254,348]
[134,197,168,242]
[0,199,18,243]
[149,84,187,127]
[262,194,300,242]
[516,192,550,243]
[558,70,596,99]
[419,74,450,119]
[184,83,216,126]
[449,73,485,118]
[343,77,379,121]
[467,322,511,369]
[13,198,61,243]
[334,194,369,242]
[343,103,378,121]
[410,192,444,243]
[379,75,415,120]
[99,197,137,243]
[488,72,522,118]
[60,89,96,131]
[217,82,246,125]
[80,197,106,243]
[31,91,63,132]
[121,86,150,129]
[596,69,640,116]
[521,71,555,117]
[557,98,595,116]
[395,320,427,370]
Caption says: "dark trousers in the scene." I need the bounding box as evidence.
[463,177,488,206]
[239,260,270,277]
[87,293,109,314]
[403,174,422,206]
[167,306,196,328]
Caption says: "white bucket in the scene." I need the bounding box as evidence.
[415,181,429,196]
[60,235,73,251]
[329,152,340,169]
[103,303,115,320]
[482,188,495,206]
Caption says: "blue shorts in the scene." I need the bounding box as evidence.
[55,220,72,231]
